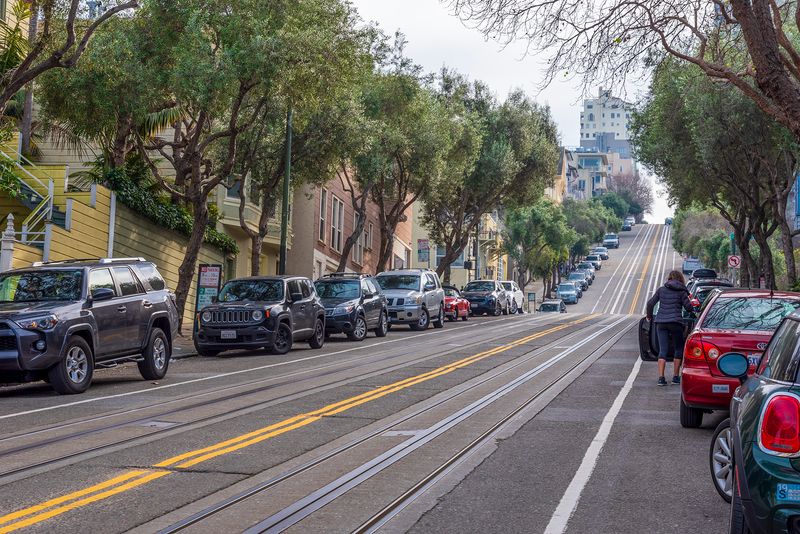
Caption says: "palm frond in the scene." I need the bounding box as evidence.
[0,1,32,74]
[137,107,187,140]
[38,119,98,159]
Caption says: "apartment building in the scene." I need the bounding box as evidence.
[579,88,634,147]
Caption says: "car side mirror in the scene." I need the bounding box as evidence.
[363,291,374,298]
[91,287,115,302]
[718,353,749,384]
[424,283,435,292]
[290,292,303,302]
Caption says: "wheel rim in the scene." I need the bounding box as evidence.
[380,313,387,333]
[419,310,428,327]
[712,427,734,499]
[276,326,289,351]
[315,321,324,342]
[153,337,166,370]
[66,346,88,384]
[354,317,367,339]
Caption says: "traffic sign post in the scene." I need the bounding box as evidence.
[727,255,741,269]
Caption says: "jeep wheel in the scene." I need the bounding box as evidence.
[347,315,367,341]
[374,312,388,338]
[138,328,170,380]
[433,306,445,329]
[49,336,94,395]
[410,308,429,331]
[271,322,293,355]
[309,318,325,349]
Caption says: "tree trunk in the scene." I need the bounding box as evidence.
[19,4,38,157]
[174,202,210,333]
[377,225,395,273]
[250,234,263,276]
[778,219,798,288]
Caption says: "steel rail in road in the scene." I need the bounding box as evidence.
[242,315,633,534]
[0,314,565,485]
[154,315,625,534]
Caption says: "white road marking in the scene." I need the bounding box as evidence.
[0,315,553,422]
[606,225,654,315]
[543,356,642,534]
[590,225,650,314]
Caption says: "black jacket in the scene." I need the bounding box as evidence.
[646,280,694,324]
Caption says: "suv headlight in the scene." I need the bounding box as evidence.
[252,310,265,321]
[334,304,355,315]
[16,315,58,331]
[201,311,212,323]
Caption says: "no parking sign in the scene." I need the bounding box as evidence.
[727,255,741,269]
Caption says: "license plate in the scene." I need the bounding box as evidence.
[220,330,237,340]
[777,484,800,502]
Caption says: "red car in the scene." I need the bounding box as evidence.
[443,285,470,321]
[679,290,800,428]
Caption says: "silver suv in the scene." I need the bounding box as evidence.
[375,269,445,330]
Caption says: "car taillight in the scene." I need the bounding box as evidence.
[760,395,800,456]
[684,336,705,360]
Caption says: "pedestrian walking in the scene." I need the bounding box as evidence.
[646,270,695,386]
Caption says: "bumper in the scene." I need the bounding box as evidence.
[681,367,739,410]
[388,305,422,324]
[0,322,63,373]
[739,446,800,534]
[324,313,357,333]
[195,324,276,351]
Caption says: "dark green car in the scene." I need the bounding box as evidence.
[715,311,800,534]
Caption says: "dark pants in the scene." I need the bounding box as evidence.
[656,322,684,360]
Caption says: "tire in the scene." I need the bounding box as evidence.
[711,418,733,503]
[518,302,525,314]
[729,468,751,534]
[271,322,293,354]
[138,328,170,380]
[433,306,445,329]
[502,301,509,315]
[461,309,468,321]
[680,397,704,428]
[493,302,502,316]
[347,315,368,341]
[410,308,429,331]
[309,318,325,348]
[374,312,388,337]
[510,300,518,314]
[48,336,94,395]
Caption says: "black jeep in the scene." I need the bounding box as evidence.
[0,258,179,394]
[194,276,326,356]
[314,273,388,341]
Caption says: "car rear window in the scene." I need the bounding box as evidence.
[540,303,559,311]
[133,263,167,292]
[568,273,584,280]
[757,319,800,382]
[701,297,800,331]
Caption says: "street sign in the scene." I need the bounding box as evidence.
[417,239,429,263]
[727,255,741,268]
[194,264,222,334]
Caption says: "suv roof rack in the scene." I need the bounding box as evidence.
[99,257,146,264]
[32,258,99,267]
[322,272,371,279]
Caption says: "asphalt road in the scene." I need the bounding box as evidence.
[0,223,730,534]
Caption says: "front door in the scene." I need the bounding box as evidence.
[88,268,127,356]
[288,280,311,339]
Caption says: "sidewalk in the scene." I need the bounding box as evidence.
[172,334,199,360]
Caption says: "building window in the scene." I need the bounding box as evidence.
[588,113,594,122]
[318,188,328,243]
[796,176,800,216]
[330,196,344,252]
[0,0,6,21]
[353,213,364,265]
[366,222,374,250]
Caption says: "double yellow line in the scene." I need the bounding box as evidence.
[628,225,662,315]
[0,314,597,533]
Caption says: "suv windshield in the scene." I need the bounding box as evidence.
[444,287,460,297]
[586,255,599,261]
[702,297,800,331]
[219,280,284,302]
[578,263,593,270]
[540,303,559,311]
[376,275,420,291]
[0,270,83,302]
[568,273,584,280]
[558,283,575,292]
[464,281,496,292]
[315,280,360,300]
[604,234,616,240]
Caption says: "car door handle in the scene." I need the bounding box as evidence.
[300,305,306,310]
[117,306,127,313]
[142,300,153,308]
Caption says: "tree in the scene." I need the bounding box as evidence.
[449,0,800,146]
[608,173,653,219]
[421,73,559,283]
[562,198,618,264]
[502,200,575,297]
[597,191,629,220]
[0,0,138,116]
[632,59,798,288]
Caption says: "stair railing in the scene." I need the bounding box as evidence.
[0,145,55,242]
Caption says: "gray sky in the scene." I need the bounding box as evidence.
[350,0,671,220]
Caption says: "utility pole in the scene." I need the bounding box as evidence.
[474,219,480,280]
[278,107,292,275]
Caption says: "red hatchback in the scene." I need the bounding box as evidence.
[679,290,800,428]
[443,285,470,322]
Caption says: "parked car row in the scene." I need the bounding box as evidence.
[554,239,611,305]
[638,266,800,533]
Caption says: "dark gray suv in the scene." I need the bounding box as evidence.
[0,258,179,394]
[194,276,326,356]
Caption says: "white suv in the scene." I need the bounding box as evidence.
[375,269,446,330]
[501,281,525,314]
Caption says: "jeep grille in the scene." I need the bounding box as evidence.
[207,309,257,325]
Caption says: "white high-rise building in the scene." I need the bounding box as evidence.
[579,88,635,158]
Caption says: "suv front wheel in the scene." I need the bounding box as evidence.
[139,327,170,380]
[348,314,368,341]
[49,336,94,395]
[411,308,429,331]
